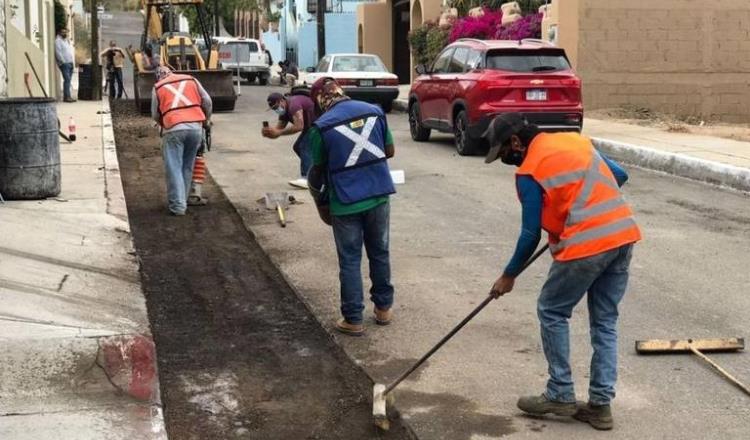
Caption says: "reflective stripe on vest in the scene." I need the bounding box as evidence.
[518,133,641,261]
[155,74,206,129]
[334,116,386,168]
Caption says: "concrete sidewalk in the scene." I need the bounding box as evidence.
[393,90,750,192]
[0,99,166,439]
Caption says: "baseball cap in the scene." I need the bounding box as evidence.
[483,113,528,164]
[267,92,284,108]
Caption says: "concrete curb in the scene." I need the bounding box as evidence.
[592,137,750,193]
[393,98,408,112]
[100,98,168,439]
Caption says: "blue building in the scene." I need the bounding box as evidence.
[263,0,377,69]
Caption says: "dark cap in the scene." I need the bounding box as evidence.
[483,113,528,164]
[267,92,285,108]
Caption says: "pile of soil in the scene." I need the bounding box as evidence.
[111,100,416,440]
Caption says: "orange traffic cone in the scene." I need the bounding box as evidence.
[188,156,208,206]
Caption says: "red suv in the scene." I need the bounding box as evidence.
[408,39,583,155]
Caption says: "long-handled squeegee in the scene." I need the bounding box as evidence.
[372,244,550,430]
[635,337,749,396]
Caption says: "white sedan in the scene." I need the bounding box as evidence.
[304,53,400,112]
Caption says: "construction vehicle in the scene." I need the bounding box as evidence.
[131,0,237,114]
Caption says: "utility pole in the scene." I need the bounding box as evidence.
[214,0,220,36]
[316,0,325,59]
[91,0,101,100]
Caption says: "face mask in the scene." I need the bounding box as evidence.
[273,106,285,116]
[500,149,524,166]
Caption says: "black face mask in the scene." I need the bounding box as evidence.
[500,149,524,166]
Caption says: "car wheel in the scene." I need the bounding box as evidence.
[409,101,431,142]
[259,75,268,86]
[381,101,393,113]
[454,110,481,156]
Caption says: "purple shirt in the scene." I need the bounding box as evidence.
[280,95,316,133]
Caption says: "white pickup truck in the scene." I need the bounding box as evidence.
[216,37,271,85]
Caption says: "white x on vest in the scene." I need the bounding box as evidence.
[163,80,194,109]
[334,117,385,167]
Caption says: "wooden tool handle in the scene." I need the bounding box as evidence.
[689,345,750,396]
[276,203,286,227]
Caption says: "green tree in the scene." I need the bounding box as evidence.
[181,0,262,37]
[54,0,67,33]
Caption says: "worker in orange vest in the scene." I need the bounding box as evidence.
[151,66,212,216]
[484,113,641,431]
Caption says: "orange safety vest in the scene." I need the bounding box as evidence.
[517,132,642,261]
[155,74,206,129]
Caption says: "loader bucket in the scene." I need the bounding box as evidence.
[134,69,237,115]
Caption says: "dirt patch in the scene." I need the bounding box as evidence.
[587,105,750,142]
[111,100,416,440]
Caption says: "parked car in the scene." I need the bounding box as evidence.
[408,38,583,155]
[215,37,270,85]
[304,53,399,112]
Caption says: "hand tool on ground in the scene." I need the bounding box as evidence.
[373,243,550,430]
[23,52,72,142]
[635,337,749,396]
[264,192,291,227]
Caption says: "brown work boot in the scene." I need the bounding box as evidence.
[517,394,576,416]
[573,401,613,430]
[335,318,364,336]
[374,307,392,326]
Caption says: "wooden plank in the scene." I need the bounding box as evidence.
[635,338,745,353]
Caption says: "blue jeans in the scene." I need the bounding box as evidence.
[161,129,202,214]
[331,201,394,324]
[537,244,634,405]
[293,133,312,177]
[60,63,74,100]
[108,67,123,99]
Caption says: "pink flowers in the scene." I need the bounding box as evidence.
[449,8,504,42]
[449,9,543,43]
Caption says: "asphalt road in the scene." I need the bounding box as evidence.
[206,86,750,439]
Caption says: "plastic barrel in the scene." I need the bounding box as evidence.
[78,64,94,101]
[0,98,61,199]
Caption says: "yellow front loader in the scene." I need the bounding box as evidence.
[131,0,237,113]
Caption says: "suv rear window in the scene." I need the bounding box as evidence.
[485,49,570,73]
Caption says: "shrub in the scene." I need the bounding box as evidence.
[425,25,451,66]
[449,8,503,42]
[494,12,543,40]
[408,21,434,66]
[54,0,67,33]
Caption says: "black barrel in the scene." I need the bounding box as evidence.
[78,64,94,100]
[0,98,61,199]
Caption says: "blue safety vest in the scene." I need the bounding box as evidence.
[313,100,395,204]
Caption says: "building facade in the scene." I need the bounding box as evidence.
[357,0,442,83]
[2,0,59,98]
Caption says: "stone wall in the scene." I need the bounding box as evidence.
[557,0,750,122]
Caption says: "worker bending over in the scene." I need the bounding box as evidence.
[485,113,641,431]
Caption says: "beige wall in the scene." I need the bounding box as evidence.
[358,0,442,81]
[555,0,750,122]
[3,0,57,98]
[357,1,393,71]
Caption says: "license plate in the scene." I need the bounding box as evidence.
[526,89,547,101]
[359,80,374,87]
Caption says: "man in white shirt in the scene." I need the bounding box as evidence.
[55,28,76,102]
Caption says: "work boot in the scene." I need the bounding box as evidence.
[573,401,613,430]
[335,318,364,337]
[517,394,576,416]
[374,307,392,326]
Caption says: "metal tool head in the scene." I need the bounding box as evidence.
[263,192,290,210]
[635,337,745,354]
[372,383,389,430]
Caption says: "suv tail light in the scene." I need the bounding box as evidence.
[561,78,581,87]
[376,78,399,86]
